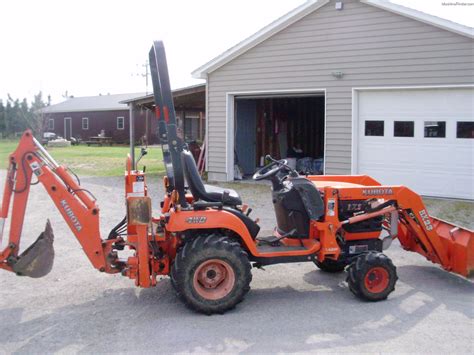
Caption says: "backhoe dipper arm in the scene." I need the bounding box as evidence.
[0,131,117,275]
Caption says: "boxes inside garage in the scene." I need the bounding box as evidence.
[234,94,325,178]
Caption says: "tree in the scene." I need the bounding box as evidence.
[6,95,26,135]
[29,92,49,135]
[5,97,14,136]
[0,92,49,137]
[0,100,5,137]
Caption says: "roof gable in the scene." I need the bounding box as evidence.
[192,0,473,79]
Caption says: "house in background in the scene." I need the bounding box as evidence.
[122,83,206,143]
[42,84,206,145]
[192,0,474,199]
[41,93,148,143]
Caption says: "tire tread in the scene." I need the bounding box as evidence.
[171,233,252,314]
[346,251,397,302]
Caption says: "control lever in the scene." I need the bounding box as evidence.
[222,190,230,204]
[246,208,253,216]
[136,147,148,167]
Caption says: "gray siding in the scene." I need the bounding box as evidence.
[206,0,474,179]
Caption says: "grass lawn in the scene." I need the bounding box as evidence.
[0,139,165,177]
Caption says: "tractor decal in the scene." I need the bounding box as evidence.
[186,216,207,224]
[60,199,83,231]
[419,209,433,231]
[362,188,394,196]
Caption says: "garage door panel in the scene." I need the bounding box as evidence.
[359,142,473,170]
[357,88,474,199]
[358,163,472,199]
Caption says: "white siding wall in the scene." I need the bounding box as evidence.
[206,0,474,180]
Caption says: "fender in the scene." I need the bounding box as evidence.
[166,209,259,255]
[308,175,382,186]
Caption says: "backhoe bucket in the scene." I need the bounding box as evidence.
[431,218,474,278]
[11,220,54,278]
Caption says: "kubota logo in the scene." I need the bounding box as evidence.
[362,188,393,196]
[60,199,82,231]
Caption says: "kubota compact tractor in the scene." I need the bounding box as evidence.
[0,42,472,314]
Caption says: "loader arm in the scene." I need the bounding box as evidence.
[395,187,473,277]
[314,176,474,278]
[0,131,119,276]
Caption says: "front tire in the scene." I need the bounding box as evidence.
[346,252,397,301]
[171,234,252,314]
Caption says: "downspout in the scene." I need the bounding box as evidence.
[205,73,209,174]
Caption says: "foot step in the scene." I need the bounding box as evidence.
[256,235,281,245]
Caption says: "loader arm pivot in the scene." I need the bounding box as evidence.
[0,131,119,276]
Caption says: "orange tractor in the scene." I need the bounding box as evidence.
[1,42,472,314]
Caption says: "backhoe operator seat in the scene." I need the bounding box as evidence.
[181,150,242,206]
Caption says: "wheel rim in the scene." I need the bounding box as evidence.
[364,266,390,293]
[193,259,236,300]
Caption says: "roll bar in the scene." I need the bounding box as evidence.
[149,41,188,207]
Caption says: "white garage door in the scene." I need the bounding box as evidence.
[356,88,474,199]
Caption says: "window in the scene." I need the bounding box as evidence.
[424,121,445,138]
[394,121,414,137]
[184,114,200,140]
[365,121,384,136]
[82,117,89,130]
[117,116,124,130]
[48,119,54,130]
[457,121,474,139]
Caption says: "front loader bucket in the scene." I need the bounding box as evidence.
[431,218,474,278]
[11,220,54,278]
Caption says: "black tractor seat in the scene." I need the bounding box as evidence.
[181,150,242,206]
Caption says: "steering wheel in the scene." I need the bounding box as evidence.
[253,156,289,181]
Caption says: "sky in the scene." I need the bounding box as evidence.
[0,0,472,105]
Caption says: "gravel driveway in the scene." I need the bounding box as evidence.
[0,173,473,354]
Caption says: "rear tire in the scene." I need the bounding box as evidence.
[170,259,178,291]
[346,252,397,301]
[314,259,346,273]
[171,233,252,314]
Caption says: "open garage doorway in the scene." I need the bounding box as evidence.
[232,92,325,179]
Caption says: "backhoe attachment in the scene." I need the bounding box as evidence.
[0,131,118,278]
[10,220,54,278]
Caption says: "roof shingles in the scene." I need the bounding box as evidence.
[41,93,146,113]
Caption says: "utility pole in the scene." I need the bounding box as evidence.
[135,60,150,94]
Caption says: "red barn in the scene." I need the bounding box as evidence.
[41,93,151,144]
[41,84,205,145]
